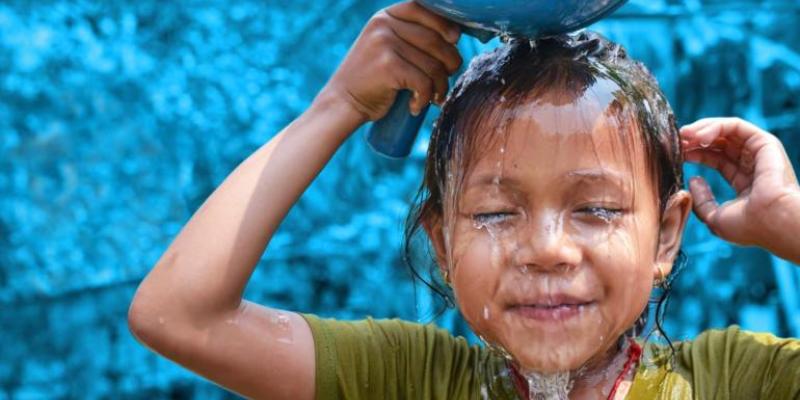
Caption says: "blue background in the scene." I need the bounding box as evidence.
[1,0,799,398]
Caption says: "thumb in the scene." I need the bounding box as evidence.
[689,175,730,238]
[689,176,750,243]
[689,176,719,228]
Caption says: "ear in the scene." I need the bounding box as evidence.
[421,212,449,280]
[655,190,692,280]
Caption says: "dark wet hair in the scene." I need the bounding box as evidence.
[403,31,686,350]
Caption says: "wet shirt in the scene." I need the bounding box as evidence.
[301,314,800,399]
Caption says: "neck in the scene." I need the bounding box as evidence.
[510,337,640,400]
[569,339,635,400]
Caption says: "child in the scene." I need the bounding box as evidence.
[127,1,800,399]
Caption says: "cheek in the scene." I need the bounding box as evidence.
[449,227,504,327]
[587,222,658,327]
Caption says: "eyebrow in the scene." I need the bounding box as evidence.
[565,169,627,188]
[466,168,629,191]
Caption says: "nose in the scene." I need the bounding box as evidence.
[512,210,582,272]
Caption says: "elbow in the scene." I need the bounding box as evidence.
[127,284,168,349]
[128,291,153,346]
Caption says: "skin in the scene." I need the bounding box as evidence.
[126,0,800,398]
[423,95,693,396]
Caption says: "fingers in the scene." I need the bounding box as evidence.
[386,1,461,45]
[680,117,767,150]
[387,16,463,74]
[368,4,462,112]
[381,49,435,115]
[681,117,794,183]
[390,38,450,109]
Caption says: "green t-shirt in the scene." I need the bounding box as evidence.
[301,314,800,399]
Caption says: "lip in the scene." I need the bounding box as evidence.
[510,302,595,322]
[507,294,596,322]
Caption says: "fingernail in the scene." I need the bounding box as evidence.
[410,106,420,116]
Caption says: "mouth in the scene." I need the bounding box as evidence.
[508,294,596,322]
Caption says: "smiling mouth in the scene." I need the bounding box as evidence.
[510,301,596,322]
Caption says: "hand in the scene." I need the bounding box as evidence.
[680,117,800,254]
[316,1,462,124]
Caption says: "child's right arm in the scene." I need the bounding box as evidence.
[126,2,462,399]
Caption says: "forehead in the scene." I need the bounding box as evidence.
[463,87,652,196]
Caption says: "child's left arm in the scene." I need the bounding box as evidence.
[680,117,800,264]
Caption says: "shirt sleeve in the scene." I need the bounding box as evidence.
[679,325,800,399]
[299,313,511,400]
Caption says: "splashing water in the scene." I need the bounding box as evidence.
[525,371,573,400]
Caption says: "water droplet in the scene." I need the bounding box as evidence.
[483,305,490,320]
[269,311,294,344]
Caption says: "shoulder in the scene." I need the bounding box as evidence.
[675,325,800,399]
[301,313,468,351]
[679,324,800,359]
[300,314,511,400]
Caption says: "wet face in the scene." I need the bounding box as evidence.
[426,87,689,374]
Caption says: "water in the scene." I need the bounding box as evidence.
[525,371,573,400]
[268,310,294,344]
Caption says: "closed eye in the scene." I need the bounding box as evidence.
[577,206,623,221]
[472,212,515,225]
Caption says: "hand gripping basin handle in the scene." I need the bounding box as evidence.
[365,0,628,158]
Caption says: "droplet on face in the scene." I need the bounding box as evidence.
[483,305,491,320]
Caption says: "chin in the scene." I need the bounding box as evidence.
[507,338,597,374]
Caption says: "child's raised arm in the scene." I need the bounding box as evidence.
[126,2,462,399]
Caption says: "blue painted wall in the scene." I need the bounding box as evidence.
[0,0,798,398]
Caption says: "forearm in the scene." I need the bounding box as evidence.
[131,91,365,321]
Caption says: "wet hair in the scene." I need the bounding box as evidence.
[403,31,686,350]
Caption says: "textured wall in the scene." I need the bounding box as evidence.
[1,0,799,398]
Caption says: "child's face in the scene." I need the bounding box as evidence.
[428,93,690,373]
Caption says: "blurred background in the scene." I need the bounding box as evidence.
[1,0,799,398]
